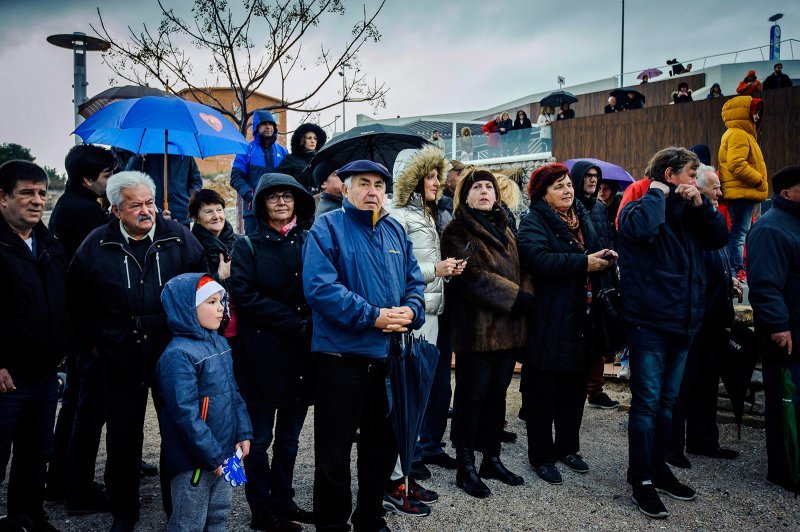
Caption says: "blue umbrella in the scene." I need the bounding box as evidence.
[386,332,439,494]
[73,96,248,210]
[564,158,635,189]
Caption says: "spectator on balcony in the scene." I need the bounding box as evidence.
[536,106,554,152]
[623,92,645,111]
[513,111,532,130]
[459,127,474,161]
[604,96,623,114]
[706,83,724,99]
[431,130,446,152]
[672,82,693,104]
[640,75,650,84]
[557,102,575,121]
[736,70,762,96]
[763,63,793,91]
[666,58,688,76]
[497,112,514,156]
[482,116,501,158]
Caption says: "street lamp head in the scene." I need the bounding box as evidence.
[769,13,783,23]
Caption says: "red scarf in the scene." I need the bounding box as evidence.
[270,215,297,236]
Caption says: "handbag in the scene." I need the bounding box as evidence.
[594,286,626,354]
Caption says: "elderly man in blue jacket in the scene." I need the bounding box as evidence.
[303,159,426,532]
[617,147,728,520]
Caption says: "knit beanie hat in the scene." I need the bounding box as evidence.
[528,163,570,200]
[772,165,800,193]
[196,274,225,307]
[454,167,498,211]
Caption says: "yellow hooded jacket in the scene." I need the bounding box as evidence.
[718,96,768,202]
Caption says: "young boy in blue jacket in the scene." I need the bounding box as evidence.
[157,273,253,531]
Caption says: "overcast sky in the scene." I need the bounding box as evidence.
[0,0,794,172]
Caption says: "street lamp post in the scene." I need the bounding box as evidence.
[339,62,350,132]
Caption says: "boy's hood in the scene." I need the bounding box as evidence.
[162,272,222,339]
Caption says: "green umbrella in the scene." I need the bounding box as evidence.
[779,367,800,491]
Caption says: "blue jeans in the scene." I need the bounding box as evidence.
[0,373,59,522]
[244,404,308,516]
[626,326,692,485]
[725,199,755,273]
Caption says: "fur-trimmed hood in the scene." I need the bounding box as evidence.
[391,145,447,207]
[289,123,327,155]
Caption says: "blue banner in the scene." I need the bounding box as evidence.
[770,25,781,60]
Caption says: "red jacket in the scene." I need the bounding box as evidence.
[615,178,651,230]
[482,120,499,147]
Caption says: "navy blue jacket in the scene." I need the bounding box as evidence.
[747,194,800,363]
[617,186,728,335]
[302,199,426,358]
[157,273,253,479]
[230,110,289,220]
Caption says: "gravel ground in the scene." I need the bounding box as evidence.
[5,377,798,531]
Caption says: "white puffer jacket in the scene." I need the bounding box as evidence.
[388,146,448,316]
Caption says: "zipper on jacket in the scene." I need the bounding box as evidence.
[123,256,131,289]
[156,251,163,286]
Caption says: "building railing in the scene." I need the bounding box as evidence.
[406,120,549,161]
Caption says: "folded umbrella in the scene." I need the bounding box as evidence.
[539,91,578,108]
[386,332,439,495]
[719,324,760,439]
[564,158,635,189]
[779,367,799,491]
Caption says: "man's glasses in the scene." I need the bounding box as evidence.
[267,192,295,204]
[585,174,600,179]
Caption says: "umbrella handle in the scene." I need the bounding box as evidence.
[163,131,170,212]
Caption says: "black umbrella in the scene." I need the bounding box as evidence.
[78,85,167,118]
[539,90,578,108]
[386,332,439,494]
[720,323,760,439]
[310,124,428,173]
[610,88,646,105]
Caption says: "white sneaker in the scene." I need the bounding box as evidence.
[618,365,631,380]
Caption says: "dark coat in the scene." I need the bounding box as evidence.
[277,123,327,192]
[746,194,800,363]
[617,187,728,336]
[69,215,207,372]
[229,173,316,407]
[517,199,598,374]
[315,192,343,216]
[703,247,734,332]
[513,117,532,130]
[556,108,575,120]
[441,206,527,354]
[191,220,240,330]
[126,154,203,226]
[157,273,252,478]
[0,218,70,378]
[497,118,514,136]
[48,183,109,261]
[763,71,793,90]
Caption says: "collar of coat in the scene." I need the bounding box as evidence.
[343,198,389,228]
[529,198,594,252]
[454,203,511,253]
[0,216,62,259]
[100,213,180,248]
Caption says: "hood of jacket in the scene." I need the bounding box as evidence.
[290,123,327,155]
[162,272,223,340]
[252,109,279,141]
[570,160,602,208]
[391,146,447,207]
[253,172,316,226]
[722,95,762,136]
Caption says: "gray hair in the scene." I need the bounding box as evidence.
[106,171,156,207]
[696,164,716,189]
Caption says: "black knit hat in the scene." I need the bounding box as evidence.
[772,165,800,193]
[454,167,498,211]
[313,160,339,189]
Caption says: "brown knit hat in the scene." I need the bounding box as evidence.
[528,163,570,200]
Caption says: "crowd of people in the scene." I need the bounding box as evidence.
[1,88,798,532]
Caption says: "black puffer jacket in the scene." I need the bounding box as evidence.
[277,123,327,192]
[69,215,207,372]
[0,218,70,378]
[517,198,599,374]
[571,161,617,289]
[229,173,316,407]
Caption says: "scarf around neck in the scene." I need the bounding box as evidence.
[554,205,585,251]
[467,206,508,247]
[269,215,298,236]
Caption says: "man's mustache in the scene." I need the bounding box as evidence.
[137,214,153,223]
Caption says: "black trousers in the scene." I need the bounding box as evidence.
[450,350,517,457]
[313,355,397,532]
[669,327,721,455]
[523,368,587,467]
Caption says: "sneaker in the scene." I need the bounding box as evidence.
[421,452,458,469]
[410,461,431,480]
[587,392,620,410]
[559,454,589,473]
[631,481,668,519]
[407,478,439,504]
[618,365,631,380]
[654,475,697,501]
[533,463,562,485]
[665,453,691,469]
[382,485,432,517]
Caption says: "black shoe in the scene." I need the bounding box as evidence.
[447,407,454,418]
[631,481,668,519]
[587,392,620,410]
[533,463,562,485]
[421,452,458,469]
[686,446,740,460]
[32,518,61,532]
[139,460,158,478]
[67,486,110,516]
[276,504,314,525]
[559,453,589,473]
[455,448,491,498]
[665,453,691,469]
[479,456,524,486]
[110,516,138,532]
[410,460,431,480]
[654,474,697,501]
[250,510,303,531]
[500,429,517,443]
[44,484,65,504]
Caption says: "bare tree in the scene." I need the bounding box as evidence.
[93,0,388,135]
